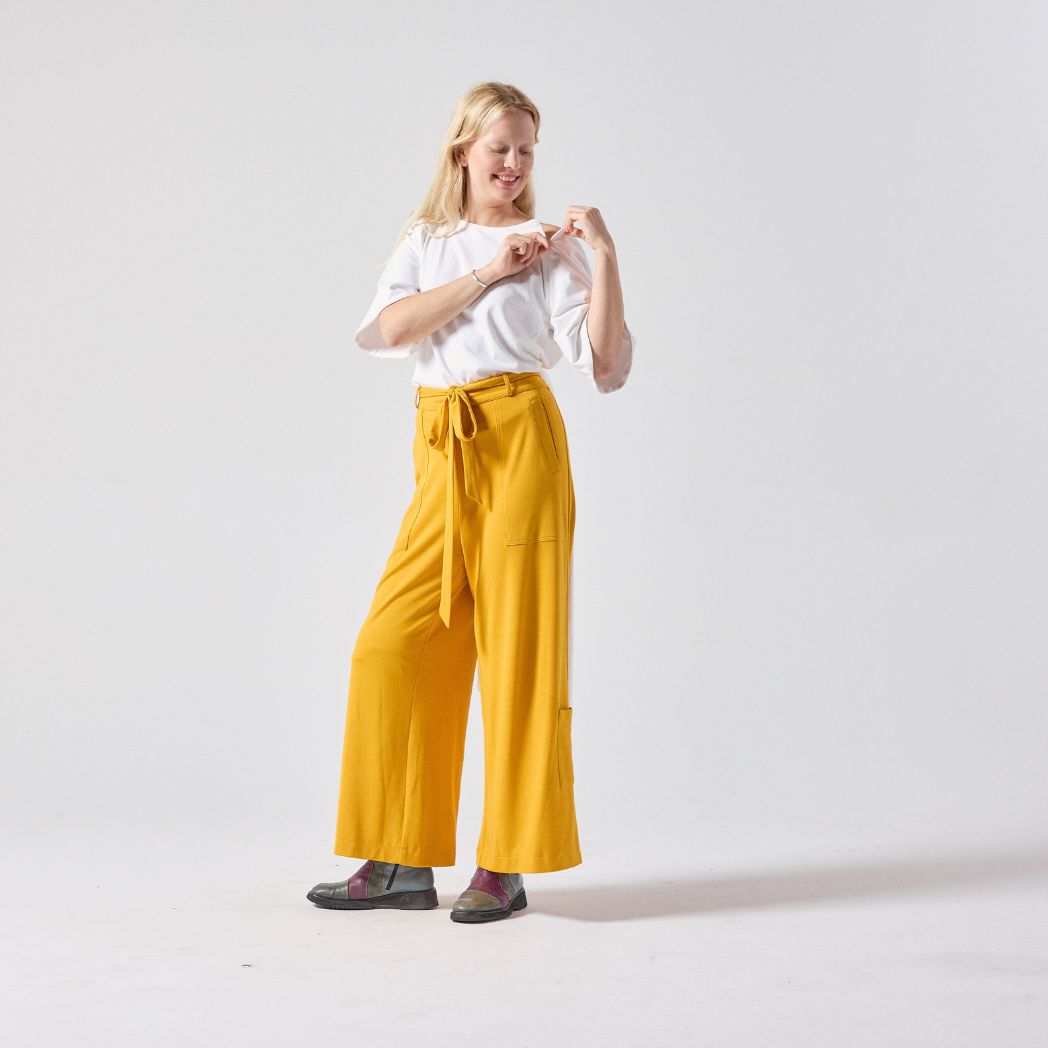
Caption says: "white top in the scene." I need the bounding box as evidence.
[354,217,635,394]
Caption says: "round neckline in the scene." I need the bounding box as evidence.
[464,217,538,230]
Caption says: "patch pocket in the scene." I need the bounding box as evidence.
[529,395,561,474]
[393,409,433,551]
[557,706,575,787]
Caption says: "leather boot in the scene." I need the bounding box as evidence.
[450,866,527,923]
[307,859,438,910]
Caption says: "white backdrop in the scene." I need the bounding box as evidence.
[2,1,1046,1045]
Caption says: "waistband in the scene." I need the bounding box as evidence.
[415,370,549,409]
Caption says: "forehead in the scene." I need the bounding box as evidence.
[480,110,536,142]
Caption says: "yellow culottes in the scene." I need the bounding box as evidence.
[333,370,582,874]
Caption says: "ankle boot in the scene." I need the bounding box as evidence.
[307,859,438,910]
[450,866,527,923]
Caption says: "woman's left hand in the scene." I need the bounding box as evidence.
[558,205,614,252]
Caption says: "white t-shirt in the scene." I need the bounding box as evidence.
[354,217,635,394]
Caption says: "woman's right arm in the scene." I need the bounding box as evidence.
[357,228,549,353]
[377,260,503,348]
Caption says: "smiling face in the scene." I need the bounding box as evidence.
[457,109,537,220]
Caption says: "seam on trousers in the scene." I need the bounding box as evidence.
[479,852,580,861]
[333,840,454,865]
[397,596,449,854]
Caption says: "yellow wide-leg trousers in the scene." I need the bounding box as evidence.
[333,370,582,874]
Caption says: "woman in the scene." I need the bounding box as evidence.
[307,81,635,924]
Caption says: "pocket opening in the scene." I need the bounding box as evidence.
[529,395,562,474]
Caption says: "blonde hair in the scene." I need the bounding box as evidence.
[380,81,542,266]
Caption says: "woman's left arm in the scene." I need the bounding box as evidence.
[559,205,629,386]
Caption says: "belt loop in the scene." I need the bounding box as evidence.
[502,373,515,397]
[414,386,421,408]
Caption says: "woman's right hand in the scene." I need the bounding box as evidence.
[483,232,550,283]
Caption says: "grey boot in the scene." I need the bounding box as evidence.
[450,866,527,923]
[307,859,438,910]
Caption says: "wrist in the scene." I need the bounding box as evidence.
[474,263,500,287]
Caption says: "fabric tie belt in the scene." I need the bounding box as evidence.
[415,371,544,629]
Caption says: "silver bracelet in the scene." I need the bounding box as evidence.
[470,268,489,288]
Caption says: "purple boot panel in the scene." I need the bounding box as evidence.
[467,866,509,908]
[347,859,375,900]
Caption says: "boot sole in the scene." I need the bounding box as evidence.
[449,888,528,923]
[306,886,439,910]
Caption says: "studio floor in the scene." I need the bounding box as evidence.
[4,819,1046,1046]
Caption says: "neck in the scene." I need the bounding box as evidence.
[465,203,526,226]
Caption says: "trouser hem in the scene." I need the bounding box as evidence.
[476,851,583,874]
[333,839,456,868]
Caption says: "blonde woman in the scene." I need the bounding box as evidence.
[307,81,635,923]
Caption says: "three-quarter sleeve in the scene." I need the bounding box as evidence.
[542,232,635,394]
[354,222,426,357]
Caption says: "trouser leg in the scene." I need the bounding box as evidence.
[460,382,582,874]
[333,409,477,868]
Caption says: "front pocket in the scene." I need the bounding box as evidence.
[496,392,569,545]
[393,409,433,551]
[557,706,575,787]
[529,396,561,473]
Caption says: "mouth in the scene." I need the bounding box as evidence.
[492,173,521,187]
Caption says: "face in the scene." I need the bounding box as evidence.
[457,109,536,211]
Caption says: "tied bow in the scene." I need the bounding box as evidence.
[426,386,484,628]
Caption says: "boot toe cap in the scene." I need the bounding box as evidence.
[309,879,350,901]
[451,889,502,912]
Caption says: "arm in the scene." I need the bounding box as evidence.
[357,222,548,354]
[585,239,629,387]
[378,260,502,348]
[543,212,635,394]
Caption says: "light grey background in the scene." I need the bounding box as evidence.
[2,1,1046,1045]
